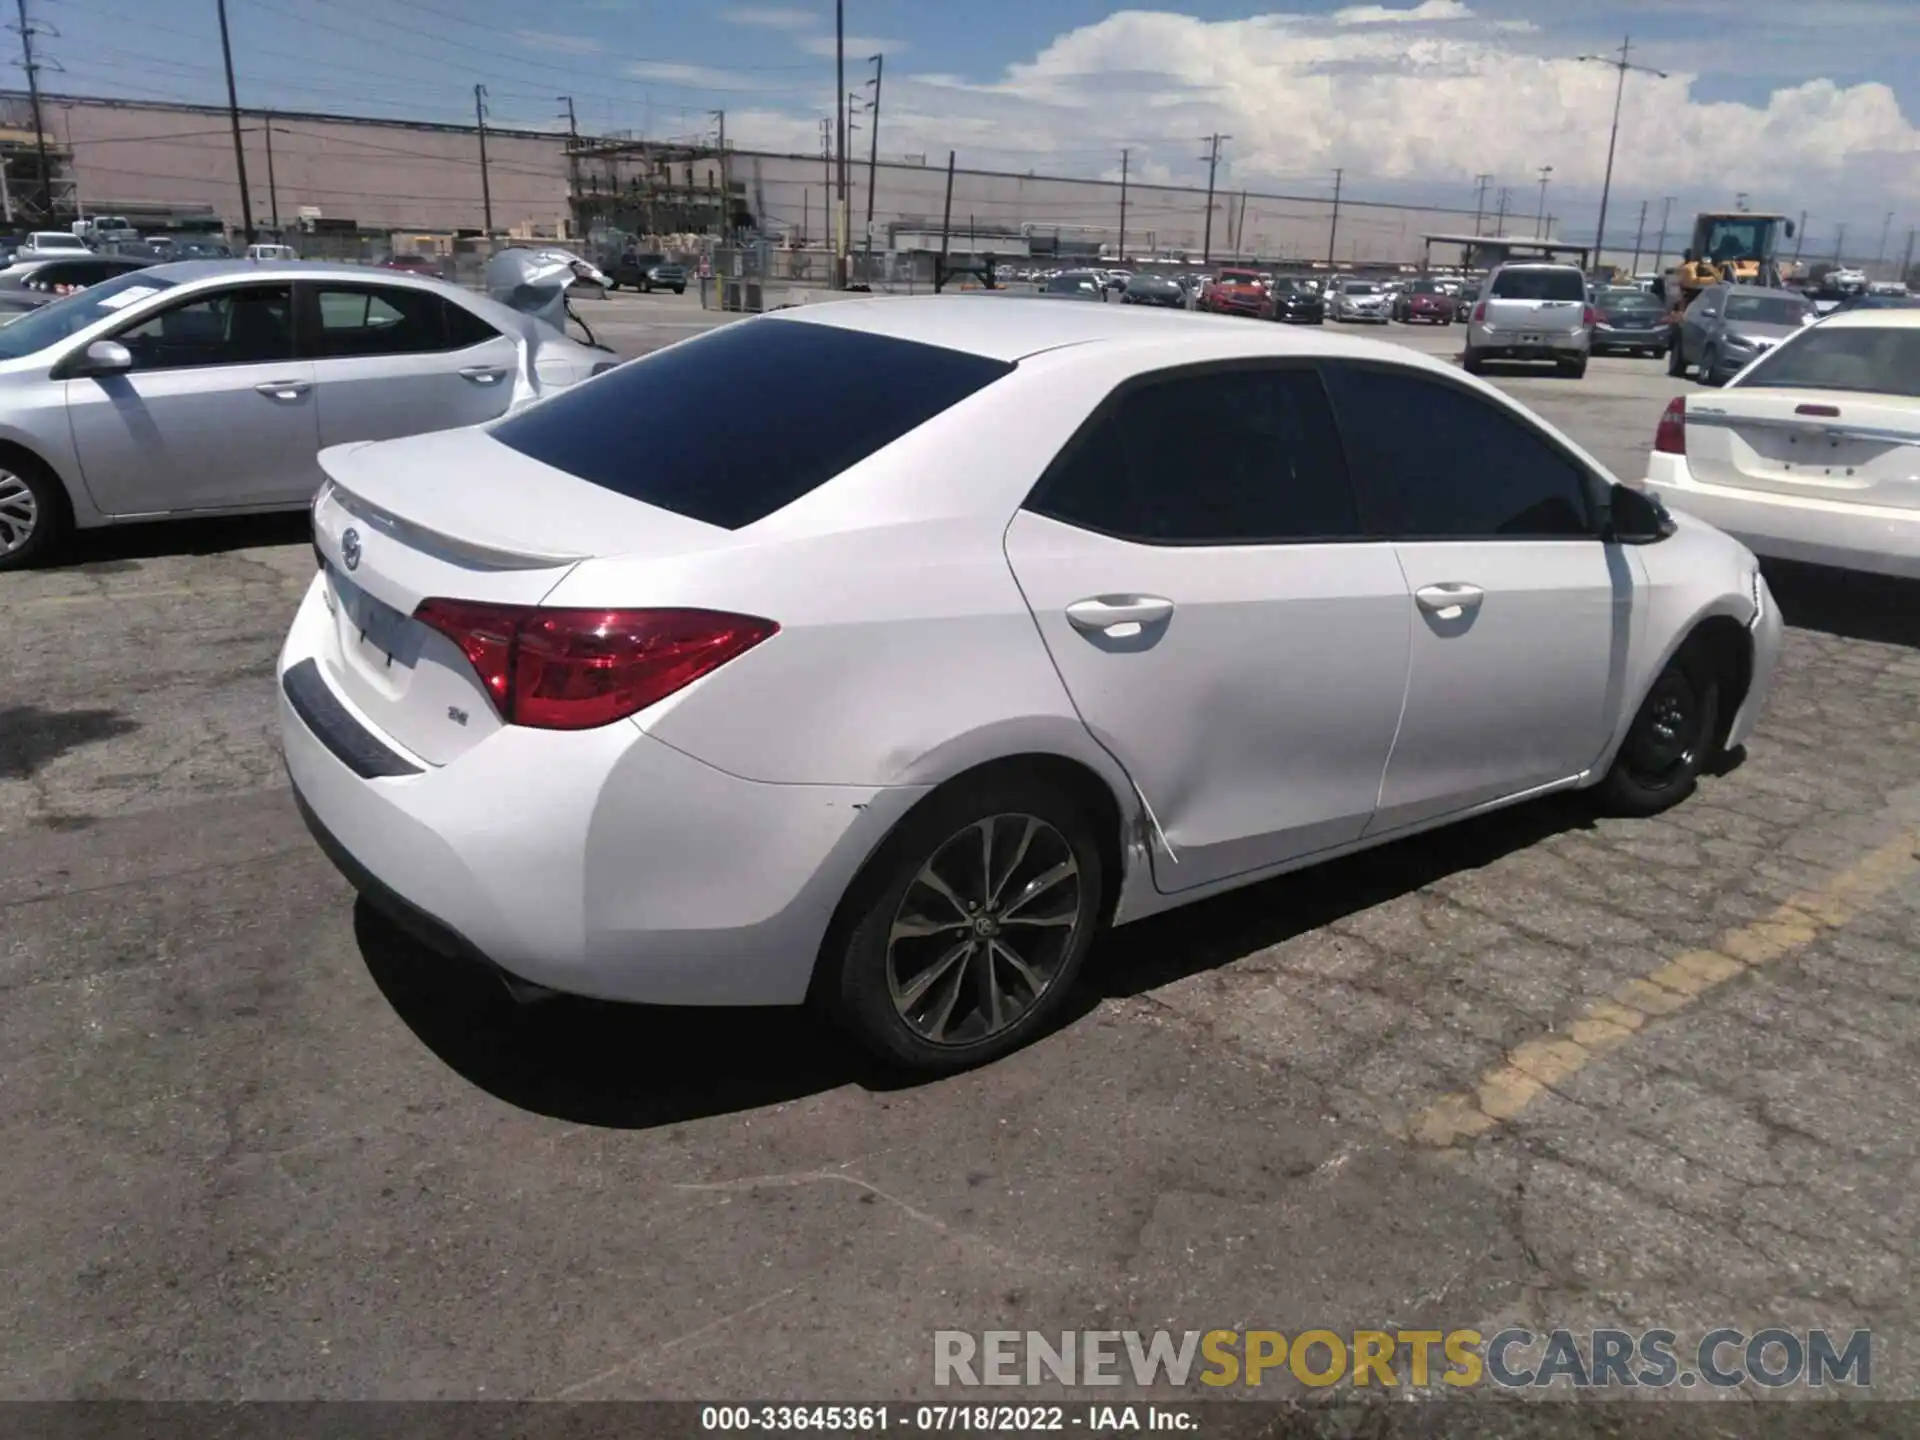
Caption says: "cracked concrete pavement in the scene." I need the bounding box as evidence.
[2,291,1917,1419]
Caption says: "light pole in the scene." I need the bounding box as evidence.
[1653,195,1674,272]
[1875,209,1894,276]
[1577,36,1668,272]
[1535,165,1553,239]
[1471,173,1493,237]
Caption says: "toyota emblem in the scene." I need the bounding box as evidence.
[341,527,362,572]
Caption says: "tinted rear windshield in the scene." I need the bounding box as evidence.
[1735,325,1920,398]
[489,317,1014,529]
[1489,268,1585,301]
[1724,293,1813,325]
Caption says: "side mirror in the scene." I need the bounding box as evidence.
[1786,219,1797,239]
[71,339,134,377]
[1605,481,1676,544]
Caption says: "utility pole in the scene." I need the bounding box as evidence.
[1494,185,1510,234]
[1901,226,1916,286]
[832,0,847,288]
[863,54,882,265]
[1471,173,1493,236]
[263,113,279,232]
[1833,223,1846,266]
[13,0,54,219]
[1628,198,1646,274]
[1199,133,1228,263]
[473,84,493,235]
[1875,209,1894,275]
[710,109,729,242]
[1535,165,1553,239]
[1577,35,1669,274]
[558,96,578,236]
[1793,209,1807,264]
[1654,195,1674,271]
[1117,147,1129,263]
[1327,167,1343,265]
[936,148,955,289]
[215,0,255,243]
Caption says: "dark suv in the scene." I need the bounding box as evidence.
[607,252,688,294]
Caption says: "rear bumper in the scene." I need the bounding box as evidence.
[277,575,927,1005]
[1469,325,1589,359]
[1644,454,1920,581]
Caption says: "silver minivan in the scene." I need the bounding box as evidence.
[1463,262,1592,378]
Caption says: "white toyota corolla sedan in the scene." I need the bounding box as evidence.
[280,296,1782,1072]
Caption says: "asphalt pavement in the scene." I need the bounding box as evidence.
[3,288,1918,1418]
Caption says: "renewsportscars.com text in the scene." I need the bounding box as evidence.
[933,1328,1872,1390]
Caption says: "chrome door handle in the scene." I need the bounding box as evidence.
[254,379,310,399]
[458,366,506,384]
[1066,595,1175,635]
[1414,583,1485,618]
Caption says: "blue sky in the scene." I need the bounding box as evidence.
[35,1,1920,245]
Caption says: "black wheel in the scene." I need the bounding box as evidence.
[1698,345,1722,386]
[1558,356,1588,379]
[0,451,68,571]
[673,285,685,295]
[604,280,620,293]
[1667,340,1688,378]
[815,774,1106,1073]
[1461,349,1485,375]
[1596,646,1722,816]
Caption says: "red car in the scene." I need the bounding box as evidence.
[380,254,441,275]
[1396,280,1455,324]
[1204,268,1271,318]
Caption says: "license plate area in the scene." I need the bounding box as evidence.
[327,564,420,672]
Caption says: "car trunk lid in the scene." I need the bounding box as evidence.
[1684,388,1920,511]
[310,427,730,765]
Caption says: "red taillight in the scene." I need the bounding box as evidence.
[1653,397,1686,455]
[1471,301,1486,323]
[1583,305,1597,328]
[414,601,777,731]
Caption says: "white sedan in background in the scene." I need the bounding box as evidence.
[282,297,1780,1073]
[1643,309,1920,578]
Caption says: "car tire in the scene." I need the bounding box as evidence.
[1595,642,1723,817]
[814,773,1107,1074]
[1461,349,1485,375]
[674,286,685,294]
[1559,356,1588,379]
[604,280,620,293]
[1698,346,1721,386]
[0,450,69,572]
[1667,341,1688,378]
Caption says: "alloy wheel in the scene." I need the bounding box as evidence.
[0,470,37,556]
[1623,669,1701,791]
[885,813,1083,1047]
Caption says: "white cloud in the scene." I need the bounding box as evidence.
[798,33,908,59]
[513,30,603,54]
[626,61,777,91]
[1332,0,1471,24]
[760,6,1920,228]
[721,5,818,28]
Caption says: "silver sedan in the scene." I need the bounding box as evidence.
[0,260,612,568]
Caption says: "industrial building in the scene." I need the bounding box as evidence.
[4,90,1508,265]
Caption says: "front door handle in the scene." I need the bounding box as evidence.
[254,379,310,400]
[1414,582,1485,619]
[1066,595,1175,636]
[458,366,506,384]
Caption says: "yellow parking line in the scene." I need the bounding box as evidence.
[1404,829,1920,1148]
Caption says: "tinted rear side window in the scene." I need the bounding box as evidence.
[1489,269,1585,301]
[489,318,1013,529]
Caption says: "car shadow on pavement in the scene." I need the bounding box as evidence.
[355,901,900,1128]
[1759,559,1920,648]
[360,794,1595,1128]
[58,511,310,567]
[1080,791,1597,1005]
